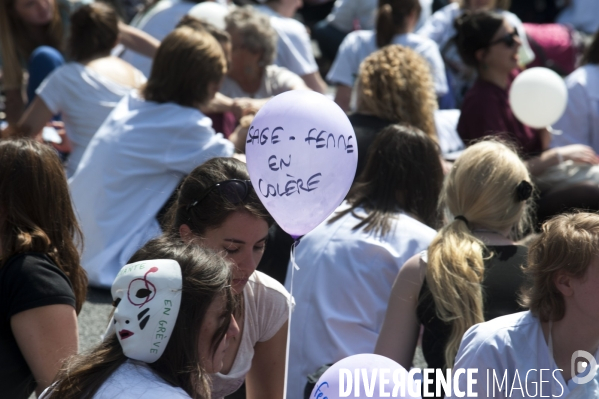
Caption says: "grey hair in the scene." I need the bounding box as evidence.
[225,6,277,66]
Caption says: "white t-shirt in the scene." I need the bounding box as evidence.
[40,360,190,398]
[210,271,291,399]
[447,311,599,399]
[552,65,599,153]
[557,0,599,35]
[69,91,234,288]
[327,30,448,96]
[284,202,436,399]
[36,62,145,177]
[254,5,318,77]
[434,109,465,159]
[219,65,305,99]
[121,0,196,77]
[326,0,431,33]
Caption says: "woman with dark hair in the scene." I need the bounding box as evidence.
[0,139,87,398]
[328,0,447,111]
[456,10,599,191]
[69,26,234,289]
[448,212,599,398]
[376,139,532,398]
[553,30,599,154]
[42,236,240,399]
[417,0,534,105]
[14,2,146,177]
[165,157,290,399]
[285,124,444,399]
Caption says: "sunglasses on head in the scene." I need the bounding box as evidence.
[489,30,519,48]
[186,179,253,211]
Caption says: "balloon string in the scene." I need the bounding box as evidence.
[284,238,301,399]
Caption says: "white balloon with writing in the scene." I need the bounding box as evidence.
[245,90,358,238]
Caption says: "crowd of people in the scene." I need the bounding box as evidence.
[1,0,599,398]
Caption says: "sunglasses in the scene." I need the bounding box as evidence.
[186,179,253,211]
[489,30,519,48]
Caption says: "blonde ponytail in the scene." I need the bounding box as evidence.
[426,219,485,368]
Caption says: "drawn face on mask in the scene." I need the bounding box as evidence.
[110,259,182,363]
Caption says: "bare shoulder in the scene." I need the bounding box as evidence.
[85,56,144,88]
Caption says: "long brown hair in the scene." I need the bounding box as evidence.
[0,139,86,312]
[330,124,443,235]
[375,0,420,48]
[0,0,64,89]
[582,29,599,65]
[46,236,235,399]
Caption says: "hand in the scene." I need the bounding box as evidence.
[233,98,261,118]
[48,121,72,154]
[555,145,599,165]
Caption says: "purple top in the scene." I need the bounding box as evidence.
[458,76,543,157]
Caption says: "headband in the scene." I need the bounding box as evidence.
[105,259,182,363]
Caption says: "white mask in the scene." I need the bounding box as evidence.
[106,259,182,363]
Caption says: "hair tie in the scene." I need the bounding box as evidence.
[454,215,469,227]
[516,180,533,202]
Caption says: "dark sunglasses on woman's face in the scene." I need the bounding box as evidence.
[489,30,519,48]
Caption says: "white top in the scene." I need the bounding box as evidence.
[219,65,305,99]
[557,0,599,35]
[36,63,145,177]
[69,92,234,288]
[284,202,436,399]
[326,0,431,33]
[327,30,448,96]
[121,0,196,77]
[447,311,599,399]
[552,65,599,153]
[210,271,291,399]
[40,360,190,398]
[434,109,465,159]
[417,2,535,65]
[254,5,318,77]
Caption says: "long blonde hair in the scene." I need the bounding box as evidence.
[0,0,64,90]
[426,140,532,368]
[356,45,438,141]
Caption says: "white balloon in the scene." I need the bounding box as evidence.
[509,67,568,129]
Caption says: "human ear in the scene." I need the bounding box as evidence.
[553,271,575,298]
[179,224,194,242]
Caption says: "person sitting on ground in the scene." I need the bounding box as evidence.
[448,212,599,398]
[553,29,599,154]
[328,0,448,111]
[286,124,444,399]
[0,139,87,398]
[69,26,234,289]
[376,139,533,398]
[254,0,328,93]
[41,237,240,399]
[165,157,291,399]
[220,7,308,105]
[14,2,146,177]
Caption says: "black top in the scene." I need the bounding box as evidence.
[348,113,393,181]
[416,245,527,397]
[0,253,76,399]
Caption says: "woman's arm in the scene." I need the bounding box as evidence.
[334,85,352,113]
[245,321,288,399]
[5,88,26,124]
[16,96,54,137]
[11,304,79,395]
[374,254,425,369]
[300,71,327,94]
[118,22,160,59]
[526,144,599,176]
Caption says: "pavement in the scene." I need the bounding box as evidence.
[78,287,114,352]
